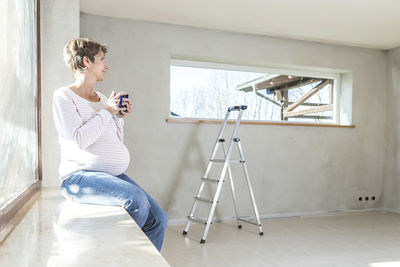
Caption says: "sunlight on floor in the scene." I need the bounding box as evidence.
[370,262,400,267]
[163,212,400,267]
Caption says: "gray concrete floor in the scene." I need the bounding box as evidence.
[162,212,400,267]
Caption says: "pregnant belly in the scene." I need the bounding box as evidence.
[87,141,130,176]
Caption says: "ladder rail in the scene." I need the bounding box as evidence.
[202,168,226,242]
[200,109,230,179]
[183,180,205,233]
[184,139,222,233]
[202,110,244,241]
[222,142,241,228]
[236,140,263,234]
[208,111,231,161]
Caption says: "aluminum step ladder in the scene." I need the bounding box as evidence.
[182,105,263,243]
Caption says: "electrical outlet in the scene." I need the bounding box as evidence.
[358,195,376,202]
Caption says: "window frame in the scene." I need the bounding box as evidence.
[0,0,42,242]
[169,59,345,126]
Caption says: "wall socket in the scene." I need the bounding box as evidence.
[358,196,376,201]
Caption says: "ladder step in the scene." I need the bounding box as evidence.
[239,218,260,226]
[211,159,245,163]
[194,196,218,204]
[188,216,209,224]
[201,178,220,183]
[210,159,225,163]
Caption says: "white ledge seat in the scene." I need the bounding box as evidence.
[0,188,170,267]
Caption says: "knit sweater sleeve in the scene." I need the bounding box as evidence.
[113,116,124,141]
[53,89,113,150]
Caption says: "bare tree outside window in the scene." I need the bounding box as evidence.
[170,63,336,123]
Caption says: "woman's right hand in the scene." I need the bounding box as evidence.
[105,91,125,115]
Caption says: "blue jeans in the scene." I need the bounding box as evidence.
[61,170,168,251]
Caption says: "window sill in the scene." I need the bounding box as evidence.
[166,117,355,128]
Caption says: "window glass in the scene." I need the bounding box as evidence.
[0,0,39,209]
[171,61,337,123]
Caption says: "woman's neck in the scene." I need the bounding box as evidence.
[70,73,99,101]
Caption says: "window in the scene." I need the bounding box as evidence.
[0,0,40,211]
[170,60,340,124]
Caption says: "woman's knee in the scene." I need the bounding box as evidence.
[123,190,150,213]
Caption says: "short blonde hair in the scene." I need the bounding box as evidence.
[63,38,108,72]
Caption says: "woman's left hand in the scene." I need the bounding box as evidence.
[116,98,132,118]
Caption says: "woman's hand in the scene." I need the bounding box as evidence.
[105,91,126,115]
[116,97,132,118]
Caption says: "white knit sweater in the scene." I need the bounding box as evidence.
[53,87,130,180]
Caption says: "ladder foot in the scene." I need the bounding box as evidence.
[200,239,206,244]
[182,231,187,235]
[259,232,264,236]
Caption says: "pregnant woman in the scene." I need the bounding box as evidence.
[53,38,167,251]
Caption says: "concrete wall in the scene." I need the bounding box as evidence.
[383,47,400,212]
[44,12,389,221]
[40,0,79,186]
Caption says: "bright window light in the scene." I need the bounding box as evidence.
[170,60,339,123]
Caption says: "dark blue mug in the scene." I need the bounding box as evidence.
[118,94,129,112]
